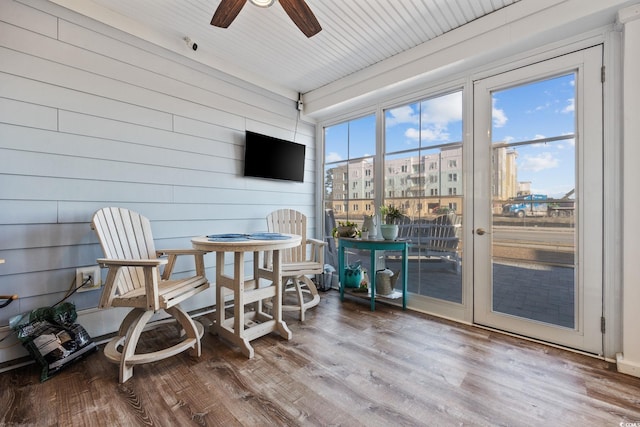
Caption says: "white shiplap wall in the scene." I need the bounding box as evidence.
[0,0,315,364]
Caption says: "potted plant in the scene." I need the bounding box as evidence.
[332,220,359,238]
[360,227,369,240]
[379,205,403,240]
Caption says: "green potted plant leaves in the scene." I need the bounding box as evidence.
[379,205,403,240]
[332,220,359,238]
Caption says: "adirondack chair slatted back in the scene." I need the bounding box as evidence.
[429,213,461,252]
[92,207,158,296]
[265,208,324,321]
[266,209,307,263]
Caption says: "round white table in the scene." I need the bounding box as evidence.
[191,233,301,358]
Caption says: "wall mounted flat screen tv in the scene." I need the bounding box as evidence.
[243,131,306,182]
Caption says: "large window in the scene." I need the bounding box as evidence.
[324,114,376,226]
[383,91,464,302]
[323,92,464,304]
[384,91,463,219]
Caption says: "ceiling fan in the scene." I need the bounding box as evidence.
[211,0,322,38]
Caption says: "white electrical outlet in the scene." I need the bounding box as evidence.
[76,266,102,292]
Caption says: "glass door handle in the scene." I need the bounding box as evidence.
[475,228,489,235]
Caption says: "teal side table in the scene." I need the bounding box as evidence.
[338,238,408,311]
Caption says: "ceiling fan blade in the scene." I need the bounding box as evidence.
[211,0,247,28]
[279,0,322,38]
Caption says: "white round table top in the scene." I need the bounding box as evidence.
[191,233,301,252]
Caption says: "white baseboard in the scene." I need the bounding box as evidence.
[616,352,640,378]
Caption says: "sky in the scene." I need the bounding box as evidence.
[492,73,576,198]
[325,73,576,199]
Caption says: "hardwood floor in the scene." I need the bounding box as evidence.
[2,290,640,426]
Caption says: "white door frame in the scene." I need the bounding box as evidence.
[472,46,604,355]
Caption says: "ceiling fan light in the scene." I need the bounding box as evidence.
[249,0,275,7]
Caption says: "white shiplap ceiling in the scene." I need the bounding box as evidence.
[48,0,520,98]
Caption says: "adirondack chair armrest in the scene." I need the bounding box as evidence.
[307,238,327,246]
[155,249,207,279]
[156,249,206,256]
[409,236,459,249]
[306,238,327,264]
[97,258,166,309]
[97,258,168,267]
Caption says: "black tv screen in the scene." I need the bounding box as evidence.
[243,131,306,182]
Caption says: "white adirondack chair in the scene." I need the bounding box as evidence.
[265,209,326,321]
[91,207,210,383]
[410,213,462,272]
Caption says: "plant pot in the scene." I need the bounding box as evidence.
[380,224,399,240]
[336,225,358,238]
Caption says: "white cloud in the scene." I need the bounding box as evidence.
[492,98,508,128]
[424,128,449,142]
[533,102,551,112]
[562,98,575,114]
[520,152,559,172]
[325,152,343,163]
[388,92,462,143]
[405,128,420,140]
[557,135,576,149]
[404,125,451,143]
[386,92,462,131]
[404,127,449,141]
[421,92,462,126]
[386,105,419,127]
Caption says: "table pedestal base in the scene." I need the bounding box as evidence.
[212,250,291,358]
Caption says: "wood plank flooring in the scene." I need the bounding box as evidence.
[2,290,640,426]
